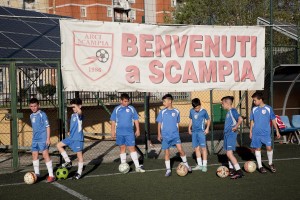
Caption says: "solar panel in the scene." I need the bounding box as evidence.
[0,6,66,60]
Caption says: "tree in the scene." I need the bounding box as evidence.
[37,84,56,98]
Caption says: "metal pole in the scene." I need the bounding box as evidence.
[10,61,19,169]
[210,89,214,154]
[144,92,150,158]
[270,0,274,148]
[112,0,114,22]
[57,61,65,164]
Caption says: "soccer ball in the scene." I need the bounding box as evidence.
[24,172,37,184]
[216,166,229,178]
[96,49,109,63]
[119,163,130,174]
[56,167,69,180]
[244,161,257,173]
[176,162,188,177]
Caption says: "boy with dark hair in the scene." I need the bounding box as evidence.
[156,94,191,177]
[57,97,84,179]
[29,98,55,182]
[110,93,145,172]
[188,98,210,172]
[250,91,280,173]
[221,96,244,179]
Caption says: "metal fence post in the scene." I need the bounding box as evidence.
[9,61,19,169]
[210,89,214,154]
[144,92,150,158]
[57,61,65,164]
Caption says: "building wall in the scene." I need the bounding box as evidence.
[0,0,49,13]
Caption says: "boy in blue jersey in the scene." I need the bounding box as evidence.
[221,96,244,179]
[250,92,280,173]
[110,93,145,173]
[188,98,211,172]
[29,98,55,183]
[156,94,191,177]
[57,98,84,180]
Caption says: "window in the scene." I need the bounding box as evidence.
[171,0,177,7]
[80,6,87,18]
[129,9,136,20]
[128,0,135,3]
[107,7,112,17]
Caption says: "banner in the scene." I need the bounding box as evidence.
[60,20,265,92]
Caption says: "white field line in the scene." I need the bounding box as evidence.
[51,182,92,200]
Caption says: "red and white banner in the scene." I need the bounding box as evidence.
[60,20,265,92]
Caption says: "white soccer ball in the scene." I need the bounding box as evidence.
[24,172,37,184]
[176,162,188,177]
[216,166,229,178]
[244,161,257,173]
[96,49,109,63]
[119,163,130,174]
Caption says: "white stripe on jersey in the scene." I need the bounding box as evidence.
[229,110,237,126]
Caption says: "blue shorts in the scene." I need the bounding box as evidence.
[251,135,272,148]
[223,132,237,151]
[116,134,135,146]
[62,138,84,152]
[161,137,181,150]
[192,132,206,148]
[31,142,48,152]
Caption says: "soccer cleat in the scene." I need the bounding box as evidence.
[269,164,276,173]
[135,165,145,173]
[72,173,82,180]
[165,170,171,177]
[187,166,192,173]
[46,176,56,183]
[62,161,72,169]
[259,167,267,174]
[201,166,208,172]
[230,170,244,179]
[192,165,203,171]
[229,168,235,176]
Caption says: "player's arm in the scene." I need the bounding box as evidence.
[249,120,254,139]
[271,119,281,139]
[111,121,116,139]
[232,116,243,132]
[46,126,51,146]
[188,119,192,135]
[205,119,211,135]
[134,120,140,137]
[157,123,162,142]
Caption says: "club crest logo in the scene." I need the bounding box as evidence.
[126,109,130,112]
[194,114,198,119]
[73,31,114,81]
[262,109,266,114]
[172,113,176,117]
[32,117,35,123]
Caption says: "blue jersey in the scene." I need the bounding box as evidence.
[69,113,84,141]
[224,108,240,134]
[110,105,139,135]
[30,110,50,142]
[250,105,275,136]
[156,108,180,139]
[189,108,210,132]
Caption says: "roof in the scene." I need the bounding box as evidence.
[257,17,299,41]
[0,6,67,60]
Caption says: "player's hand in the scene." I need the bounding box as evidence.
[249,131,252,139]
[204,129,209,135]
[188,129,192,135]
[276,131,281,139]
[232,126,238,132]
[46,139,50,146]
[135,130,140,137]
[111,133,116,139]
[157,134,162,142]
